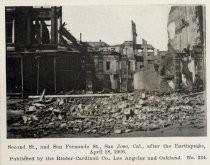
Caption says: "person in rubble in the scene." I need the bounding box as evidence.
[192,74,204,92]
[41,21,50,44]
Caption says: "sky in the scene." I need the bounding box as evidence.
[63,5,171,50]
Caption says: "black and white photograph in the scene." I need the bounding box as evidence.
[5,5,206,139]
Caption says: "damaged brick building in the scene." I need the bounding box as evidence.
[166,5,205,90]
[88,21,165,92]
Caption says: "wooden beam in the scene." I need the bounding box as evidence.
[58,12,62,43]
[37,57,40,95]
[39,89,46,102]
[182,91,205,98]
[21,57,24,98]
[12,19,15,43]
[28,93,126,99]
[51,7,57,44]
[54,55,56,93]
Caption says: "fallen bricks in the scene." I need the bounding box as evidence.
[7,91,206,138]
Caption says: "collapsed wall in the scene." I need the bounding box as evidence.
[133,40,163,91]
[166,6,205,90]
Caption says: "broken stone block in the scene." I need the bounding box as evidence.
[114,129,122,134]
[107,105,112,110]
[100,130,110,135]
[12,122,21,127]
[58,114,62,120]
[138,99,145,105]
[113,112,121,119]
[118,101,128,109]
[48,107,54,111]
[34,103,46,107]
[134,109,140,115]
[141,92,146,99]
[60,123,67,128]
[135,104,142,109]
[27,116,32,121]
[56,98,64,106]
[107,118,114,122]
[123,108,133,115]
[73,128,80,132]
[22,116,28,124]
[148,96,155,100]
[155,98,160,102]
[53,109,61,113]
[125,129,132,133]
[122,120,128,125]
[59,99,64,105]
[83,129,90,133]
[128,95,134,101]
[142,106,150,111]
[31,115,38,121]
[91,129,97,133]
[28,106,36,112]
[77,104,83,109]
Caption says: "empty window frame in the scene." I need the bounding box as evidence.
[106,61,110,70]
[98,61,103,72]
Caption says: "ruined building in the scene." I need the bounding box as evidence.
[89,21,165,92]
[6,6,166,97]
[6,6,91,97]
[166,5,205,90]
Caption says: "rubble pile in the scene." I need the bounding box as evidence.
[7,92,206,137]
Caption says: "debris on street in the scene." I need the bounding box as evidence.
[7,91,206,138]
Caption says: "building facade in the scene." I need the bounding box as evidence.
[89,39,164,92]
[167,6,205,89]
